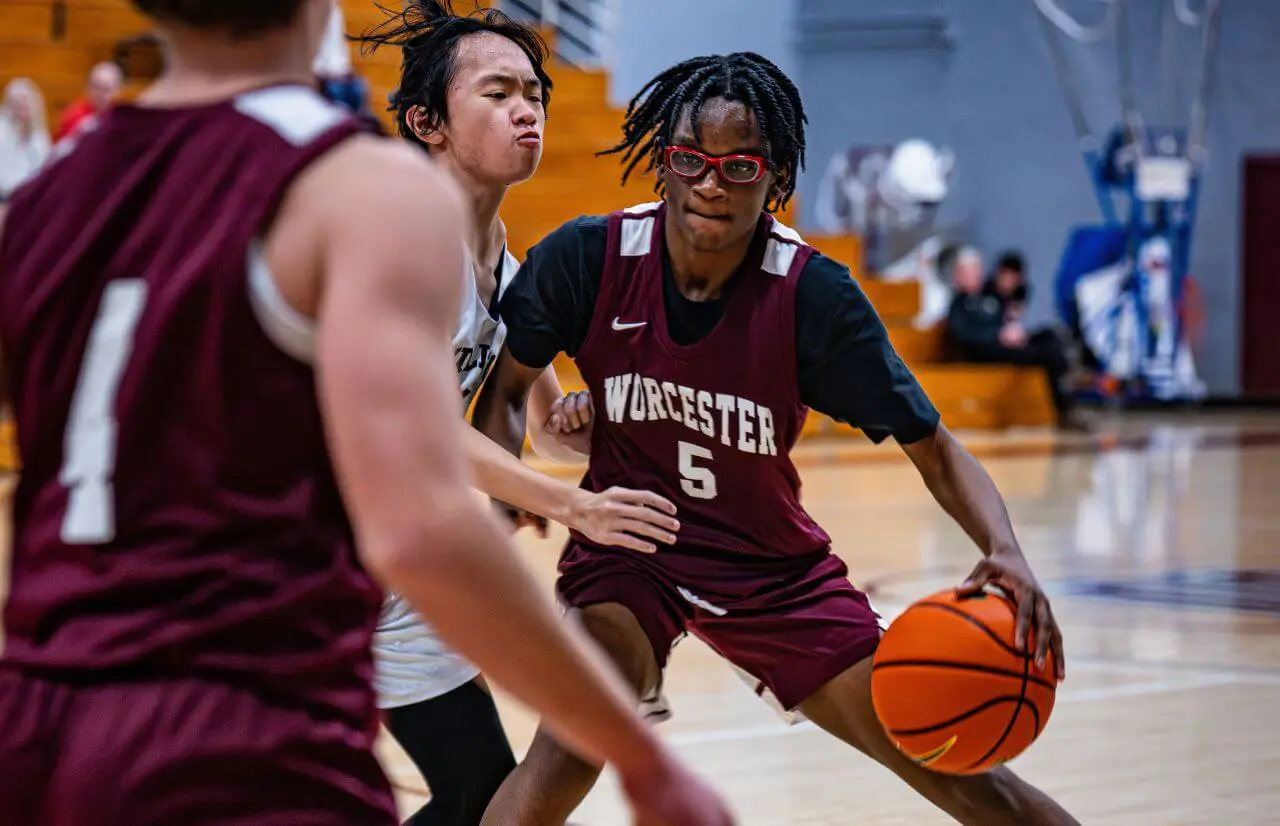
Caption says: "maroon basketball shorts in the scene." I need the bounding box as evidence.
[0,667,397,826]
[557,542,885,711]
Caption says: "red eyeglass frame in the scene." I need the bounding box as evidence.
[663,145,769,185]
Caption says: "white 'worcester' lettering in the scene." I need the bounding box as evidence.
[602,372,779,457]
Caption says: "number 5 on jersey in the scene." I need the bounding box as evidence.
[678,440,717,500]
[61,279,148,545]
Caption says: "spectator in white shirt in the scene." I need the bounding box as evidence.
[0,78,52,202]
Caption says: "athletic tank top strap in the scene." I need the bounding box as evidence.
[228,86,375,249]
[579,201,665,358]
[760,214,813,414]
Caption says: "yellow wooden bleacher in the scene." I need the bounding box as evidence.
[0,0,1054,466]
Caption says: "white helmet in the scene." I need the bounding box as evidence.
[882,138,953,206]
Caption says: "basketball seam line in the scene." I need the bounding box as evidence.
[965,647,1033,771]
[887,695,1027,737]
[911,601,1032,661]
[871,660,1057,691]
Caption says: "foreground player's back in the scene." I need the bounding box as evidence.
[0,86,380,722]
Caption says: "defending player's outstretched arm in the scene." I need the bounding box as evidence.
[900,424,1066,679]
[468,350,676,553]
[461,424,677,554]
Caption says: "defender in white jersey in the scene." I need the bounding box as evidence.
[374,247,518,714]
[358,5,682,824]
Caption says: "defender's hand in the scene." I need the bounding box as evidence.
[957,550,1065,680]
[567,487,678,554]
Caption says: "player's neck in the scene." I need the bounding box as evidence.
[140,30,315,106]
[437,157,509,270]
[468,209,506,309]
[663,211,754,301]
[467,187,508,268]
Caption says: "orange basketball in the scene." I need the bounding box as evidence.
[870,588,1058,775]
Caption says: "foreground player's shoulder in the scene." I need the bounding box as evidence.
[269,135,467,328]
[297,137,465,232]
[231,85,355,147]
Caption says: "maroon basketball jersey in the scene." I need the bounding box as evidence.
[574,202,831,559]
[0,86,380,726]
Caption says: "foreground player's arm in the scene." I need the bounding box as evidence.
[309,139,678,775]
[796,255,1065,678]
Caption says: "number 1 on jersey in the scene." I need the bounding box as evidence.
[61,279,148,545]
[678,440,718,500]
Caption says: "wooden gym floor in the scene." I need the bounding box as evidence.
[379,412,1280,825]
[3,411,1280,824]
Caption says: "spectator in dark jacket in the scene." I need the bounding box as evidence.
[947,248,1086,430]
[984,250,1030,320]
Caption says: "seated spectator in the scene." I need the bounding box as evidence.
[985,250,1030,321]
[56,62,123,142]
[0,78,52,202]
[947,247,1087,431]
[314,0,368,114]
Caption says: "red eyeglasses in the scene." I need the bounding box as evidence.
[663,145,769,185]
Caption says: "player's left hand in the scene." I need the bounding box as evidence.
[956,550,1065,681]
[543,390,593,457]
[546,389,593,434]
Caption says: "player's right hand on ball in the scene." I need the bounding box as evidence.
[622,750,736,826]
[568,486,679,553]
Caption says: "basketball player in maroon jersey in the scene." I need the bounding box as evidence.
[474,53,1079,825]
[0,2,733,824]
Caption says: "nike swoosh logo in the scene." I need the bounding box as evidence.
[912,735,958,767]
[612,317,647,331]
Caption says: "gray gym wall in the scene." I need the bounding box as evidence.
[607,0,1280,396]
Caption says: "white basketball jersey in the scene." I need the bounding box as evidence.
[454,247,518,408]
[374,247,519,710]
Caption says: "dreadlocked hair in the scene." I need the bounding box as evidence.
[600,52,807,211]
[354,1,552,146]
